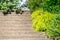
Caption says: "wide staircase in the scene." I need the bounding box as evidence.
[0,11,52,40]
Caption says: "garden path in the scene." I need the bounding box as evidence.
[0,11,52,40]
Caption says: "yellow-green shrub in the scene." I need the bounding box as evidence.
[31,10,54,31]
[31,10,60,39]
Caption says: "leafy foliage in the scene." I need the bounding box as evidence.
[29,0,60,40]
[31,9,46,31]
[31,10,60,40]
[0,0,20,11]
[43,0,60,13]
[27,0,42,11]
[27,0,60,13]
[31,10,53,31]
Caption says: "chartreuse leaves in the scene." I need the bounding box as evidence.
[31,10,60,40]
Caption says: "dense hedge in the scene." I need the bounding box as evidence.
[31,9,60,40]
[27,0,60,13]
[27,0,60,40]
[43,0,60,13]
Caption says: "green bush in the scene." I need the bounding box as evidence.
[31,10,54,31]
[29,0,60,40]
[31,10,60,40]
[0,0,20,11]
[43,0,60,13]
[27,0,42,11]
[27,0,60,13]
